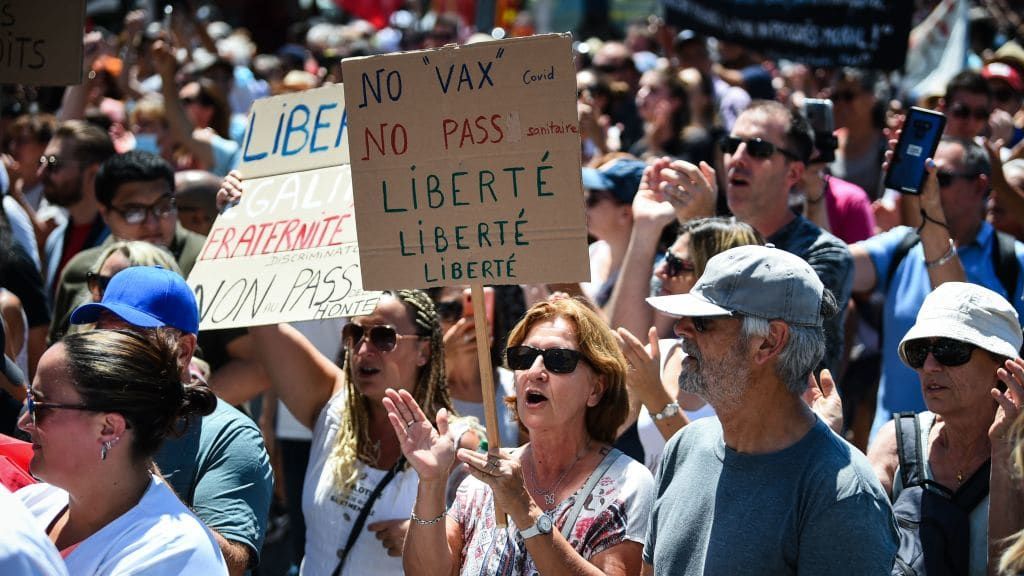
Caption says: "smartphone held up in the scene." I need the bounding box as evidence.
[884,107,947,195]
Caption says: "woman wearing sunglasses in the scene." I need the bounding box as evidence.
[387,296,653,576]
[51,241,179,341]
[615,217,762,472]
[248,290,475,576]
[17,329,226,574]
[867,282,1024,576]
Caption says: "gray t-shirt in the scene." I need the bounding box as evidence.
[644,416,897,575]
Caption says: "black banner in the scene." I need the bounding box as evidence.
[661,0,913,70]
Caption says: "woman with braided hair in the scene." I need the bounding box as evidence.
[248,290,478,576]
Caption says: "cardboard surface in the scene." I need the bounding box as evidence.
[1,0,85,85]
[341,34,589,289]
[187,84,381,330]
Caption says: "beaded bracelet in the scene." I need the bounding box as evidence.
[411,511,446,525]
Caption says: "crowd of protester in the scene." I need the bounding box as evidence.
[3,0,1024,574]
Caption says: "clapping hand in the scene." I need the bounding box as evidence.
[383,388,456,482]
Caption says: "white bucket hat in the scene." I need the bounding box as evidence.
[899,282,1023,366]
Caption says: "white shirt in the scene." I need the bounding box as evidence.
[0,485,67,576]
[301,390,419,576]
[17,475,227,576]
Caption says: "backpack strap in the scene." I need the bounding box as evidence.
[992,230,1020,300]
[894,412,924,488]
[884,230,921,293]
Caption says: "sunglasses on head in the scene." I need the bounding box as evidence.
[342,323,421,353]
[949,102,990,121]
[719,136,802,161]
[935,169,975,188]
[903,337,975,369]
[506,345,584,374]
[664,251,695,278]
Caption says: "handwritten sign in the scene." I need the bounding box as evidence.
[662,0,912,70]
[341,34,589,289]
[187,84,381,330]
[1,0,85,85]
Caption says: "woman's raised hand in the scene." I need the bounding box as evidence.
[216,170,245,211]
[383,388,456,482]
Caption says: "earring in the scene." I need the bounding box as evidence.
[101,441,112,461]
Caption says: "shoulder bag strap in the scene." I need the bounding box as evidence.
[992,230,1020,300]
[560,447,622,539]
[331,456,406,576]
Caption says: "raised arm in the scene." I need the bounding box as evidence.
[153,39,216,170]
[990,358,1024,575]
[248,323,340,429]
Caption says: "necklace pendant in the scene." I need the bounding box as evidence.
[544,494,555,506]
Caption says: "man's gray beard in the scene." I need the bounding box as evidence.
[678,337,751,411]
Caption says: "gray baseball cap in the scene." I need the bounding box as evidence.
[646,244,825,327]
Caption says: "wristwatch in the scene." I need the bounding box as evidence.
[519,513,554,539]
[653,402,680,421]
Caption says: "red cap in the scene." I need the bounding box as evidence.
[982,62,1023,93]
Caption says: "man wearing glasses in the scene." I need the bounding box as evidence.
[48,150,206,341]
[940,71,993,141]
[642,245,897,575]
[850,137,1024,441]
[39,120,116,298]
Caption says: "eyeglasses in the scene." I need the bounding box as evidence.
[664,251,695,278]
[435,300,462,324]
[506,345,584,374]
[86,272,113,296]
[903,337,976,369]
[935,169,976,188]
[719,136,802,162]
[24,390,97,427]
[342,323,421,353]
[830,90,859,103]
[949,102,990,121]
[109,196,177,225]
[38,155,84,172]
[691,314,737,333]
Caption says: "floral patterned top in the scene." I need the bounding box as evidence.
[448,447,654,576]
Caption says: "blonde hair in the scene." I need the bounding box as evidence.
[683,217,763,277]
[327,290,451,494]
[503,297,629,444]
[90,241,181,276]
[999,409,1024,574]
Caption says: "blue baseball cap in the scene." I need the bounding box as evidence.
[70,266,200,335]
[581,158,646,204]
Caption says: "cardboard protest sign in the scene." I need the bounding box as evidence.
[662,0,912,70]
[1,0,85,85]
[341,33,589,290]
[187,84,381,330]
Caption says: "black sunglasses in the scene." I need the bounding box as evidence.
[434,300,462,324]
[719,136,802,161]
[24,390,97,427]
[935,169,975,188]
[342,323,420,353]
[949,102,989,121]
[664,251,695,278]
[691,314,738,333]
[506,345,584,374]
[830,90,859,103]
[86,271,113,295]
[903,338,975,369]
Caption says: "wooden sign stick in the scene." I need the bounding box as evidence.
[470,283,507,527]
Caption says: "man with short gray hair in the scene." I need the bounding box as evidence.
[642,245,897,575]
